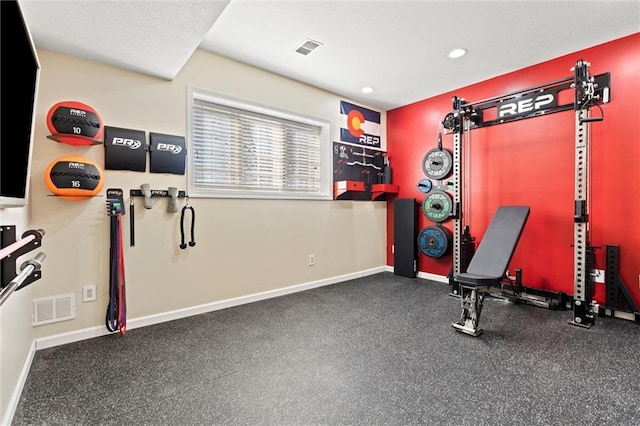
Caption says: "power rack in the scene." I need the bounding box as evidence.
[444,59,611,326]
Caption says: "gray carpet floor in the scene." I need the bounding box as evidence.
[12,272,640,425]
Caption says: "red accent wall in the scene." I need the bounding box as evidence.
[387,33,640,305]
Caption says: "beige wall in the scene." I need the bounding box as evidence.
[27,48,387,339]
[0,207,34,423]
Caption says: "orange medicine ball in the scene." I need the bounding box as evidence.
[44,155,104,200]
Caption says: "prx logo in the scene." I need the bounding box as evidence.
[498,93,555,118]
[156,143,182,155]
[112,137,142,150]
[68,162,86,169]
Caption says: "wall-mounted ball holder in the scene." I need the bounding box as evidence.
[46,101,104,146]
[44,155,105,200]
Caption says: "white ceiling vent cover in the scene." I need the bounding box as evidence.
[33,293,76,326]
[295,39,322,56]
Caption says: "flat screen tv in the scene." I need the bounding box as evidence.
[0,0,41,208]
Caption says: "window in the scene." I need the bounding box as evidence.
[187,88,331,200]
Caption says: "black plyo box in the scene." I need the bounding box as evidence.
[149,132,186,175]
[104,126,147,172]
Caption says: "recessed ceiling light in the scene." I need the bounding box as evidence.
[361,86,374,94]
[448,48,467,59]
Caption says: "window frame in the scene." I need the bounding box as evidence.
[187,86,332,200]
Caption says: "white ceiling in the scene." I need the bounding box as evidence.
[20,0,640,111]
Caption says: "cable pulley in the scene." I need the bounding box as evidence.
[442,113,456,130]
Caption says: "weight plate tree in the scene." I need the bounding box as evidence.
[418,226,453,258]
[422,190,453,223]
[422,148,453,180]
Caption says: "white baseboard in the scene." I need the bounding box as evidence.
[417,271,449,283]
[2,340,35,426]
[36,266,388,350]
[384,265,448,283]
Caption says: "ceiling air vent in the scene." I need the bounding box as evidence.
[295,38,323,56]
[33,293,76,326]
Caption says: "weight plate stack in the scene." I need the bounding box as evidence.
[422,190,453,223]
[417,225,453,258]
[422,148,453,180]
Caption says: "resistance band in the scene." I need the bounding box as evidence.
[106,204,127,334]
[180,198,196,249]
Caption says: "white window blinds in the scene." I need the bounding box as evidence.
[188,91,330,199]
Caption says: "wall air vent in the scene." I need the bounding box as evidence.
[295,38,323,56]
[33,293,76,326]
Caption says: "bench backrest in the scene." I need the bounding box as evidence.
[466,206,530,279]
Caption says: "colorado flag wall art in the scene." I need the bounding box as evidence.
[340,101,381,148]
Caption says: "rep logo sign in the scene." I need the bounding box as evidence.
[340,101,381,148]
[498,92,557,119]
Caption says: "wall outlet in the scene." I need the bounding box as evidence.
[83,285,96,302]
[309,254,315,266]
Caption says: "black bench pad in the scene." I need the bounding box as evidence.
[454,206,530,287]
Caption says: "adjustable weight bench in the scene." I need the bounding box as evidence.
[452,206,530,336]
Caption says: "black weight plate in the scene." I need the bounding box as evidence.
[417,178,432,193]
[417,225,453,258]
[422,148,453,180]
[422,190,453,223]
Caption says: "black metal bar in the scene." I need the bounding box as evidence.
[574,200,587,222]
[129,189,186,198]
[0,226,17,289]
[515,268,523,294]
[605,245,620,310]
[130,198,135,247]
[461,76,573,109]
[453,72,609,129]
[605,244,639,313]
